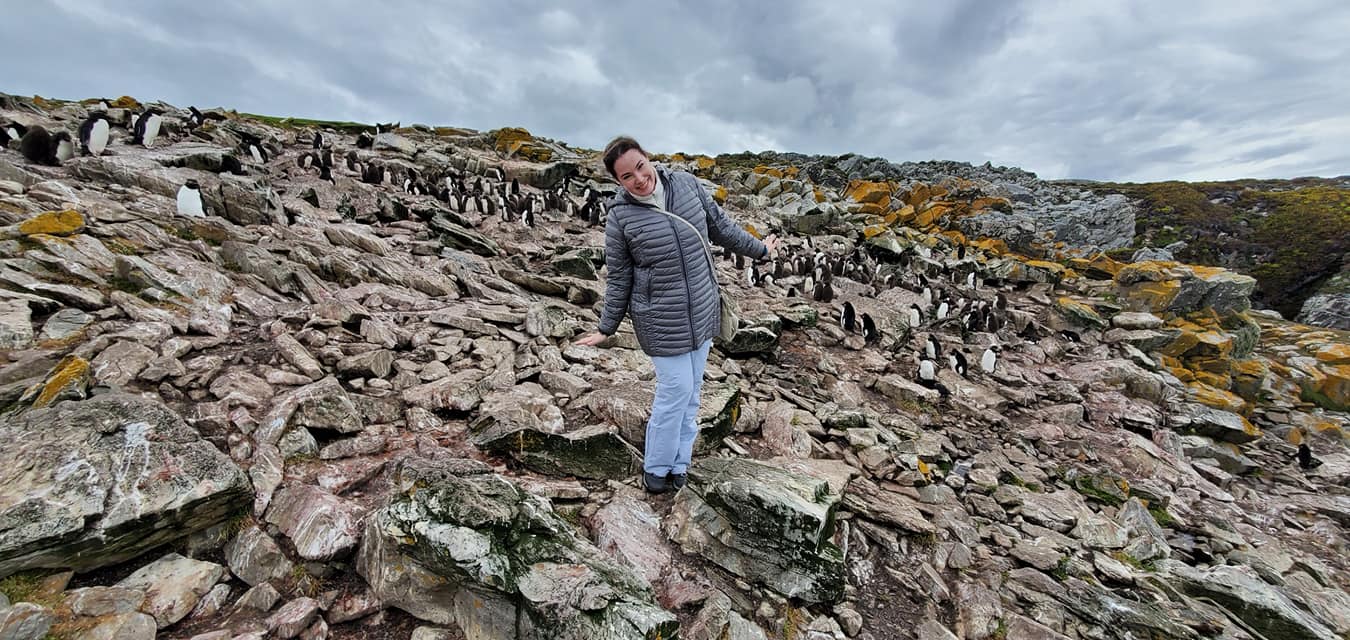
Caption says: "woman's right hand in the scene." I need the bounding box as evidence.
[574,332,607,346]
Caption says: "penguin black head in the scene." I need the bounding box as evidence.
[312,131,323,149]
[184,178,200,190]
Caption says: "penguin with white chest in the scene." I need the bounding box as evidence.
[78,112,111,156]
[131,107,163,147]
[177,179,205,217]
[980,345,1000,374]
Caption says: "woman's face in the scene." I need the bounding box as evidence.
[613,149,657,197]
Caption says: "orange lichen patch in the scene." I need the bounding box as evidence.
[493,127,532,151]
[1115,260,1187,285]
[813,188,826,203]
[1191,369,1232,390]
[751,165,784,178]
[31,355,91,409]
[111,95,141,109]
[743,224,763,239]
[694,155,716,170]
[1314,344,1350,365]
[895,204,916,225]
[863,224,889,238]
[1123,280,1181,314]
[18,210,85,236]
[846,180,891,205]
[904,184,932,207]
[940,230,968,245]
[1087,253,1125,279]
[783,166,800,178]
[858,202,887,216]
[970,238,1008,255]
[1186,381,1249,414]
[1318,364,1350,410]
[970,196,1010,211]
[1160,329,1200,358]
[914,203,948,228]
[1288,428,1304,445]
[713,186,727,204]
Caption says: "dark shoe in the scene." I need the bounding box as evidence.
[668,472,688,490]
[643,472,670,494]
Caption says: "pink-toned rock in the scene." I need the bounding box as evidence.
[590,495,671,585]
[265,597,321,640]
[264,486,363,561]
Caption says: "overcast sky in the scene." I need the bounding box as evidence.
[4,1,1348,182]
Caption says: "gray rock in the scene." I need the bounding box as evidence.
[357,457,677,639]
[37,307,93,342]
[760,401,816,459]
[956,583,1003,640]
[190,583,233,619]
[0,394,250,577]
[76,611,157,640]
[275,333,325,380]
[1019,490,1088,533]
[373,132,418,155]
[591,496,671,585]
[683,592,768,640]
[1110,311,1164,330]
[0,300,33,350]
[65,586,146,616]
[1164,561,1339,640]
[1169,403,1260,443]
[840,477,935,534]
[114,552,226,628]
[326,590,383,624]
[667,457,845,603]
[236,582,282,612]
[264,486,363,561]
[0,603,53,640]
[90,340,158,386]
[1070,507,1128,549]
[265,597,321,640]
[225,525,295,587]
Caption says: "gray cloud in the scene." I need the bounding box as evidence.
[2,0,1347,181]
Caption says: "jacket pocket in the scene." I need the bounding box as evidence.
[634,267,653,307]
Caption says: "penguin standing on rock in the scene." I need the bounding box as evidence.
[78,112,111,156]
[131,107,163,147]
[980,345,1000,374]
[862,313,880,345]
[840,301,857,333]
[1295,443,1323,470]
[176,179,205,217]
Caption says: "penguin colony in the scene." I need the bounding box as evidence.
[1,97,1324,475]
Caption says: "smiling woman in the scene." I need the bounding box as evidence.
[574,135,779,494]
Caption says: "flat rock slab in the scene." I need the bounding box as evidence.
[0,394,250,577]
[115,552,225,628]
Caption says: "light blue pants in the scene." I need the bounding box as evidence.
[644,338,713,476]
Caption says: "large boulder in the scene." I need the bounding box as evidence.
[357,457,677,640]
[0,394,250,578]
[666,457,845,604]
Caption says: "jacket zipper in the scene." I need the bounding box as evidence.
[626,173,712,351]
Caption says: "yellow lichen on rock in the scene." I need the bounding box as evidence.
[846,180,891,206]
[29,355,92,409]
[18,210,85,237]
[1186,380,1249,414]
[694,156,716,170]
[713,186,727,204]
[1314,344,1350,365]
[111,96,141,109]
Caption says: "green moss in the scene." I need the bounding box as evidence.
[0,571,63,608]
[1088,178,1350,318]
[1147,505,1177,529]
[239,112,379,135]
[1051,555,1071,581]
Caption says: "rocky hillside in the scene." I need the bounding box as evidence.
[1071,178,1350,328]
[0,93,1348,640]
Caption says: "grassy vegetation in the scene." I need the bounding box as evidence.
[1085,178,1350,318]
[238,112,377,135]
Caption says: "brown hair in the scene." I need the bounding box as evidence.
[602,135,646,178]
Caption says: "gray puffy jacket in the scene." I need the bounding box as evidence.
[598,165,767,356]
